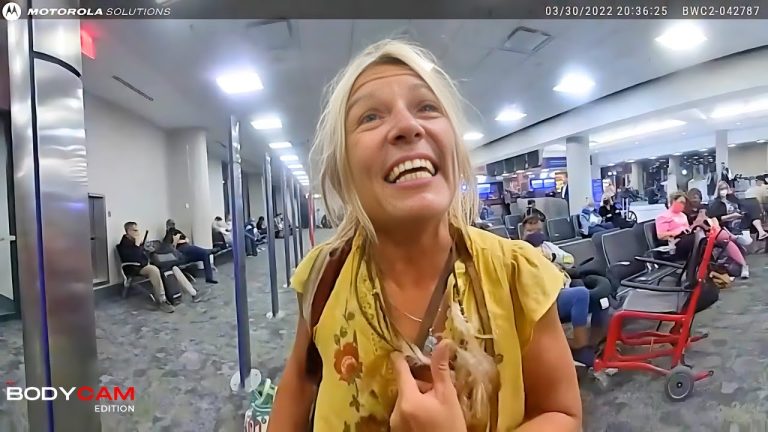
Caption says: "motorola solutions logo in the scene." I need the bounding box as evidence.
[2,2,22,21]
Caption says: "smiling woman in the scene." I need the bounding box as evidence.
[268,40,582,432]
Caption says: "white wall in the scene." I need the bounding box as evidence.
[729,143,768,176]
[84,94,171,287]
[208,158,226,221]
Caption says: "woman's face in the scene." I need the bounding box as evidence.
[345,63,456,227]
[719,187,729,198]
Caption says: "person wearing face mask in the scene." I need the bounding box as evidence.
[598,195,633,229]
[658,191,750,278]
[578,199,614,237]
[685,188,706,225]
[707,181,768,241]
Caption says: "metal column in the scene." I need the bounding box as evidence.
[290,176,300,264]
[281,166,292,287]
[8,7,100,431]
[295,181,305,258]
[263,154,280,318]
[225,117,252,389]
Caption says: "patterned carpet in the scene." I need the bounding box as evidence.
[0,230,766,432]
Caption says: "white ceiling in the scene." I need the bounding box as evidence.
[79,19,768,173]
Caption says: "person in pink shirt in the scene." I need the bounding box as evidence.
[656,191,749,278]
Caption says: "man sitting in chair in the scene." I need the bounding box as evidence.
[164,219,218,284]
[117,222,205,312]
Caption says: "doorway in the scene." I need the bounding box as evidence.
[0,110,18,320]
[88,194,109,286]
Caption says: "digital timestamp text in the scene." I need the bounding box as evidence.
[544,5,761,17]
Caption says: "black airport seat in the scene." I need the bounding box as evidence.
[601,228,682,291]
[505,214,523,231]
[487,225,510,239]
[547,217,576,243]
[558,239,598,271]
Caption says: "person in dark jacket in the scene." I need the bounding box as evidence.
[598,195,632,229]
[117,222,174,312]
[524,199,547,222]
[163,219,218,283]
[707,181,768,240]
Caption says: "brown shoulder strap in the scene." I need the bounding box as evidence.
[305,241,352,381]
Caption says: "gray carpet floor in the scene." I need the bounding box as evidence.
[0,230,766,432]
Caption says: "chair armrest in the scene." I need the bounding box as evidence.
[620,280,687,293]
[121,262,142,268]
[634,256,685,269]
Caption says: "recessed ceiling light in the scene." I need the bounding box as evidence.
[280,154,299,162]
[251,117,283,130]
[699,148,708,152]
[728,144,737,147]
[293,170,307,176]
[608,163,616,166]
[757,139,767,143]
[655,23,707,51]
[553,73,595,95]
[673,152,682,156]
[649,156,657,160]
[313,194,321,199]
[736,122,742,126]
[287,163,303,169]
[215,70,264,94]
[268,141,292,149]
[463,131,484,141]
[627,159,636,163]
[681,132,687,135]
[495,108,527,122]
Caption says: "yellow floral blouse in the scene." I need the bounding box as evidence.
[291,227,562,432]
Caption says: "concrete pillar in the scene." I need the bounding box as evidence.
[590,162,601,179]
[630,162,643,191]
[167,129,212,248]
[566,136,592,214]
[715,130,729,181]
[667,156,680,194]
[8,4,100,430]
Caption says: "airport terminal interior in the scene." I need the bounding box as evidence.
[1,15,768,432]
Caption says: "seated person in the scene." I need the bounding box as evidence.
[579,199,614,237]
[521,215,606,367]
[523,199,547,222]
[117,222,204,312]
[163,219,218,284]
[244,217,266,256]
[598,195,632,229]
[744,174,767,207]
[707,181,768,241]
[657,191,750,278]
[255,216,268,235]
[212,216,232,246]
[685,188,706,225]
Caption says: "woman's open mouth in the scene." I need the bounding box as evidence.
[385,158,437,184]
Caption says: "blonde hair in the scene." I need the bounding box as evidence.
[309,40,494,429]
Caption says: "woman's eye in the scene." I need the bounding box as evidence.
[419,103,439,113]
[361,113,379,124]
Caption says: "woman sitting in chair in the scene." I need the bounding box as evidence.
[707,181,768,241]
[598,195,633,229]
[657,191,749,278]
[579,199,614,237]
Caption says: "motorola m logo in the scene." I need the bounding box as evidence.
[2,2,21,21]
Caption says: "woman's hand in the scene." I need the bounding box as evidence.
[389,341,466,432]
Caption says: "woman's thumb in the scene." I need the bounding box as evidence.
[429,340,455,391]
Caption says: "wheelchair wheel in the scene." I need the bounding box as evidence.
[625,211,637,223]
[665,366,695,401]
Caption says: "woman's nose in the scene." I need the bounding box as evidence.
[386,106,424,145]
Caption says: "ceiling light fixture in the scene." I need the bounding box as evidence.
[608,163,616,167]
[699,148,708,152]
[216,71,264,94]
[710,99,768,119]
[280,154,299,162]
[287,163,303,169]
[649,156,657,160]
[757,139,767,143]
[268,141,292,149]
[463,131,484,141]
[655,23,707,51]
[293,170,307,176]
[553,73,595,95]
[728,144,737,148]
[495,108,527,122]
[681,169,688,175]
[591,119,687,144]
[627,160,636,163]
[251,117,283,130]
[673,152,682,156]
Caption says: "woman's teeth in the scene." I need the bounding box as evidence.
[386,158,436,183]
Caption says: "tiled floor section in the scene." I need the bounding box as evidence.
[0,230,767,431]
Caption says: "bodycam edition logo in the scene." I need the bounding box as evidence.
[4,380,136,413]
[2,1,172,20]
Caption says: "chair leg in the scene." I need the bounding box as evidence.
[121,284,130,299]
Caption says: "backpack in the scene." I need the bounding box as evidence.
[160,268,183,305]
[301,233,499,430]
